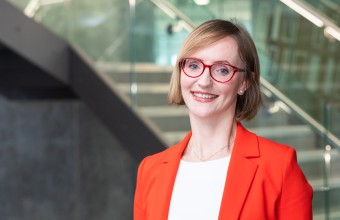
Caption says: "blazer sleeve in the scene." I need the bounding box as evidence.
[276,148,313,219]
[134,157,148,220]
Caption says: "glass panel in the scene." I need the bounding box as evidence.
[251,0,340,145]
[133,0,189,65]
[8,0,131,62]
[168,0,215,24]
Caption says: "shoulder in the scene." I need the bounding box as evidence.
[255,137,313,217]
[236,123,294,158]
[248,129,310,184]
[253,134,300,169]
[238,124,296,161]
[239,125,299,169]
[239,126,313,217]
[257,135,294,155]
[254,134,310,189]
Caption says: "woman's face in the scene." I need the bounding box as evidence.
[180,36,247,121]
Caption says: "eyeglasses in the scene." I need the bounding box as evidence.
[180,58,246,83]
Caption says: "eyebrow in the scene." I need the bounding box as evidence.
[187,57,232,65]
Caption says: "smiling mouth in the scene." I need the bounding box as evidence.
[192,92,218,99]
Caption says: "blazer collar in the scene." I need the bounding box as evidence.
[153,123,260,219]
[161,123,260,161]
[219,123,260,219]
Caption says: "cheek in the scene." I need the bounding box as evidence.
[180,73,191,90]
[218,82,241,99]
[219,81,238,93]
[231,74,246,92]
[180,74,195,104]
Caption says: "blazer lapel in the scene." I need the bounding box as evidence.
[219,123,260,220]
[150,132,191,219]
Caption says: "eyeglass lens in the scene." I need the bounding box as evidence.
[182,59,235,82]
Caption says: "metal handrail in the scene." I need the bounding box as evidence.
[149,0,340,150]
[261,77,340,149]
[150,0,196,32]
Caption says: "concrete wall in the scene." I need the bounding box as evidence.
[0,95,135,220]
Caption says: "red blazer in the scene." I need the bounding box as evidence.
[134,123,313,220]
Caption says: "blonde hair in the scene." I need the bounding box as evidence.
[168,19,262,121]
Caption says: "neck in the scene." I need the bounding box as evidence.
[190,114,237,147]
[183,118,238,162]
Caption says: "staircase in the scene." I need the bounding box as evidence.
[97,61,340,219]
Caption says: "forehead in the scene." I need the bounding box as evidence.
[188,36,241,64]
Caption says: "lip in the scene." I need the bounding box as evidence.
[191,91,218,101]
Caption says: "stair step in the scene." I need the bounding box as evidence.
[97,62,172,83]
[313,183,340,220]
[297,149,340,164]
[139,106,188,117]
[249,125,312,139]
[309,176,340,190]
[97,62,173,73]
[164,131,190,146]
[313,210,340,220]
[118,83,169,93]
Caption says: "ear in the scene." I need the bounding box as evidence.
[237,72,253,95]
[237,82,247,95]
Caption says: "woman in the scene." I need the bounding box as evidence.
[134,19,313,220]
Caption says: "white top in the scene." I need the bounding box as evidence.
[168,156,231,220]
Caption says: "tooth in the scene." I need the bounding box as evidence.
[194,93,216,98]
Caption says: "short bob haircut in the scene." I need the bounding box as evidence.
[168,19,263,121]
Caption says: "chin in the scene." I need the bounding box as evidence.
[189,109,215,119]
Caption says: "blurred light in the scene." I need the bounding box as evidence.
[25,0,68,17]
[324,145,331,163]
[24,0,40,17]
[40,0,69,5]
[324,26,340,41]
[268,101,292,114]
[131,83,138,95]
[81,16,106,27]
[193,0,210,6]
[171,55,177,66]
[261,87,273,98]
[280,0,324,27]
[129,0,136,7]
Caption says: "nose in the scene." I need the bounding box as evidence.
[197,67,213,87]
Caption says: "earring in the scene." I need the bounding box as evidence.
[239,90,244,95]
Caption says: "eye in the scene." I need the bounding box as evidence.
[214,64,231,75]
[189,63,199,70]
[186,60,201,71]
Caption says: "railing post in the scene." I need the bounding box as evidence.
[129,0,138,107]
[323,144,331,220]
[322,102,332,220]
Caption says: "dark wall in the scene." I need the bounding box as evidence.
[0,95,135,220]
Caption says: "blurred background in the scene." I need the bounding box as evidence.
[0,0,339,219]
